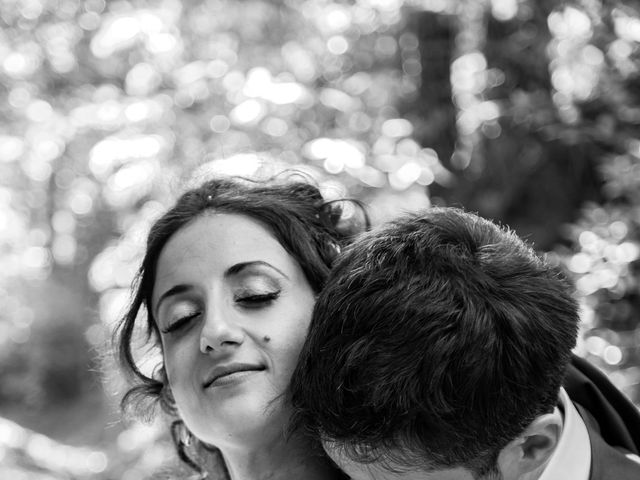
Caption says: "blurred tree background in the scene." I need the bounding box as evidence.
[1,0,639,478]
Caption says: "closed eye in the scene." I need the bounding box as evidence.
[161,311,201,334]
[235,292,280,307]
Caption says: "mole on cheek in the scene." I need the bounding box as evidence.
[263,335,271,342]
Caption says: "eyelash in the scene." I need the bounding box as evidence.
[161,311,200,334]
[235,291,280,306]
[160,292,280,334]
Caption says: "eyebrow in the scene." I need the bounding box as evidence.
[225,260,289,280]
[154,261,289,316]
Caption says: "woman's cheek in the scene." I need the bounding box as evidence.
[163,338,196,388]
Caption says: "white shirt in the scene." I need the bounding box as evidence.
[539,387,591,480]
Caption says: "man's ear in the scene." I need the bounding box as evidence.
[496,409,563,480]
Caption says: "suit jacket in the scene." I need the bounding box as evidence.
[564,354,640,454]
[574,404,640,480]
[562,355,640,479]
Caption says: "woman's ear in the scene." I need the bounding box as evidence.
[496,408,563,480]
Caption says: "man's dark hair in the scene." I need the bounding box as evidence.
[290,207,579,477]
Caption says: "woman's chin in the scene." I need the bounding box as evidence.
[186,396,291,447]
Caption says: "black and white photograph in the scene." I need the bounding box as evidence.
[1,1,639,478]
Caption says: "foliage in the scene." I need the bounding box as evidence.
[1,0,639,477]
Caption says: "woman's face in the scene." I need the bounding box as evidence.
[152,213,316,446]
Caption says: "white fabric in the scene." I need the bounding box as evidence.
[539,387,591,480]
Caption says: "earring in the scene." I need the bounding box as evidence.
[182,426,193,447]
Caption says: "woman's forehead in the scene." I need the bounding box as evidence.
[167,213,284,254]
[152,213,297,287]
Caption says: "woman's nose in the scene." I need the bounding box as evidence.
[199,307,245,354]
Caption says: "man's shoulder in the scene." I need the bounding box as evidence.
[576,403,640,480]
[564,354,640,453]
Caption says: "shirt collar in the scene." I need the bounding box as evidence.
[538,387,591,480]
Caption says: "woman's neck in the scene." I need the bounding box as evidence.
[219,431,341,480]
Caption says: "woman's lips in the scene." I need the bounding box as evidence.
[203,363,266,388]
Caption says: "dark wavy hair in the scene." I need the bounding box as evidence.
[290,207,579,478]
[114,175,367,478]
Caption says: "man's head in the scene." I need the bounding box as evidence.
[290,208,580,479]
